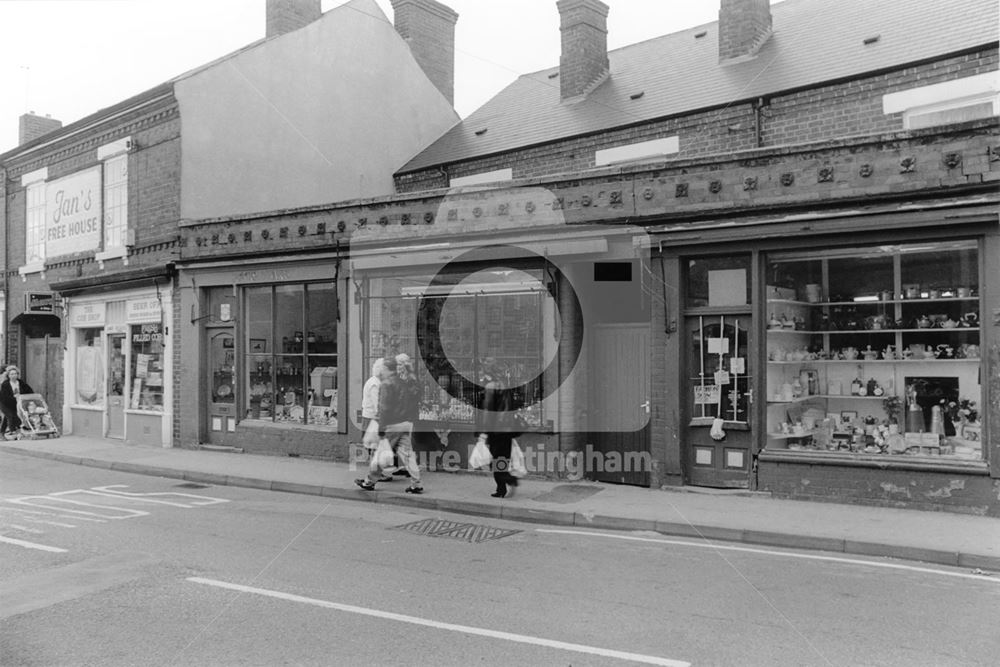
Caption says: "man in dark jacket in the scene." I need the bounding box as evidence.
[355,357,424,494]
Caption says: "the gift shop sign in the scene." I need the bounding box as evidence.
[45,168,102,258]
[126,298,161,324]
[69,302,106,327]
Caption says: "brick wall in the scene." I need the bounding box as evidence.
[395,47,997,193]
[759,460,1000,516]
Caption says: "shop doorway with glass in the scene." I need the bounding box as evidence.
[107,332,126,439]
[683,254,755,488]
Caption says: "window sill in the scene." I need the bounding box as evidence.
[18,262,45,278]
[96,247,128,267]
[758,449,988,474]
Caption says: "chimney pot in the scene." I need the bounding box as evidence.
[266,0,321,38]
[718,0,772,63]
[556,0,610,101]
[391,0,459,105]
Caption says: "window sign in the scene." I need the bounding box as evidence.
[45,168,102,258]
[126,298,161,323]
[70,302,106,327]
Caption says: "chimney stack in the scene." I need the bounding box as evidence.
[18,112,62,146]
[718,0,772,63]
[557,0,610,102]
[266,0,322,38]
[391,0,459,105]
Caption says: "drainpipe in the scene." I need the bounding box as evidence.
[752,97,767,148]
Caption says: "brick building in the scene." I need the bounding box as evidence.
[179,0,999,514]
[0,0,459,446]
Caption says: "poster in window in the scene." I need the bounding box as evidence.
[76,345,103,403]
[135,353,150,378]
[694,385,721,405]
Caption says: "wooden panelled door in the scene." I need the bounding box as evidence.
[682,253,755,488]
[588,324,652,486]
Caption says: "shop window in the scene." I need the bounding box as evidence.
[765,240,982,460]
[244,282,337,427]
[130,323,165,412]
[365,269,550,428]
[74,327,105,407]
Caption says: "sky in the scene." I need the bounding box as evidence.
[0,0,723,154]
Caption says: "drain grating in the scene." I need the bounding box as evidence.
[174,482,211,489]
[394,518,521,543]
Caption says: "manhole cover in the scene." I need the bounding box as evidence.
[174,483,210,489]
[394,518,520,543]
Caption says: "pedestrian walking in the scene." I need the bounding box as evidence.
[355,356,424,494]
[360,358,394,482]
[478,374,523,498]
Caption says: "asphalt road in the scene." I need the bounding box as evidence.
[1,451,998,667]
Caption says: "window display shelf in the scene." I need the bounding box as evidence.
[768,297,978,306]
[766,328,979,334]
[768,358,980,364]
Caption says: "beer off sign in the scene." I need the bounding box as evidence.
[45,167,101,258]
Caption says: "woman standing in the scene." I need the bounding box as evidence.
[1,366,34,439]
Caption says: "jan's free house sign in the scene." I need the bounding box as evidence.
[46,167,101,258]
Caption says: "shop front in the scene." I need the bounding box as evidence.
[63,287,172,446]
[660,201,998,513]
[176,259,347,457]
[349,223,653,483]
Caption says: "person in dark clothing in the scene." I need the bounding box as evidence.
[1,366,34,438]
[478,379,523,498]
[355,356,424,494]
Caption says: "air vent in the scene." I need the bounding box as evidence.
[630,91,645,100]
[547,71,559,79]
[474,128,488,136]
[863,35,880,45]
[694,30,707,39]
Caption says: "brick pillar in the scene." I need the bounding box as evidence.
[556,0,610,101]
[18,113,62,146]
[266,0,321,38]
[391,0,459,105]
[718,0,772,62]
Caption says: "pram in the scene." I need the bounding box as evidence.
[15,393,59,439]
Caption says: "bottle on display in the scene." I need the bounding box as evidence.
[851,376,864,396]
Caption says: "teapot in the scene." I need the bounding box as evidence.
[908,343,928,359]
[916,315,932,329]
[939,318,958,329]
[936,344,953,359]
[841,346,858,360]
[768,314,782,329]
[862,346,879,361]
[962,344,980,359]
[961,312,979,327]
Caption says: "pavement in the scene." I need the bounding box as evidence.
[2,434,999,572]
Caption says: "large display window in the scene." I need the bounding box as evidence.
[765,240,982,460]
[364,268,551,429]
[244,282,338,427]
[74,327,105,407]
[130,323,165,412]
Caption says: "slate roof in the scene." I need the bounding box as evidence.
[400,0,999,173]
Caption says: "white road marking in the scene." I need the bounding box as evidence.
[90,485,230,507]
[187,577,690,667]
[536,529,1000,583]
[9,524,43,534]
[0,535,67,553]
[6,494,149,519]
